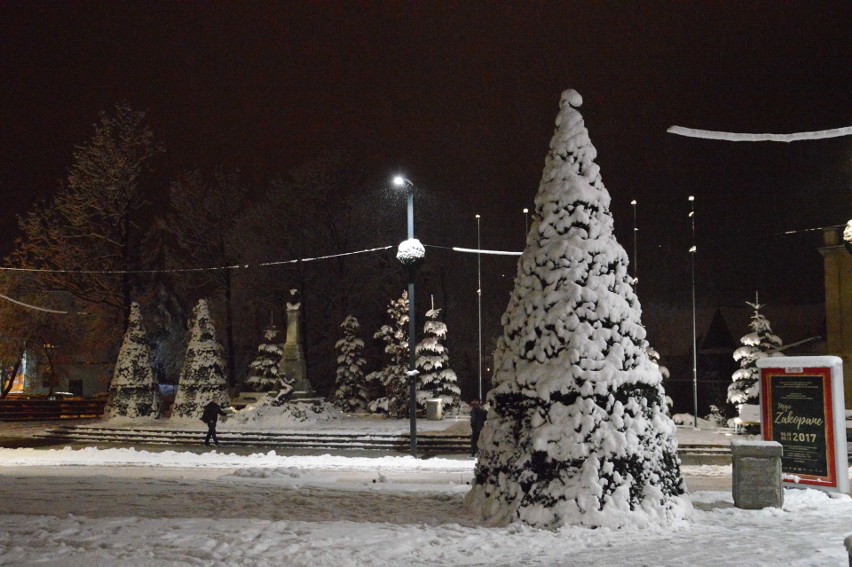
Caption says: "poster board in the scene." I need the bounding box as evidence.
[757,356,848,494]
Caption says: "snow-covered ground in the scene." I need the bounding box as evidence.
[0,447,850,566]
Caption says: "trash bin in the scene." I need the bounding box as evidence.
[425,398,443,420]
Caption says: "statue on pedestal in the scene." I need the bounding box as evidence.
[281,289,315,399]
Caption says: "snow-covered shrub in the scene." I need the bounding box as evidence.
[245,325,289,393]
[727,298,783,408]
[171,299,230,419]
[105,302,160,418]
[464,89,689,530]
[332,315,370,412]
[372,291,410,417]
[415,306,461,414]
[227,398,342,429]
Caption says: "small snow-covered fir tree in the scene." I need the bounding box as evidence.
[371,291,410,417]
[332,315,369,412]
[105,302,160,418]
[245,325,288,393]
[728,296,783,407]
[171,299,230,418]
[465,90,688,529]
[415,303,461,414]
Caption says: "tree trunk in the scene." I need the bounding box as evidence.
[1,341,28,399]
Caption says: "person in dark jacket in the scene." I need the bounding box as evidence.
[201,400,227,446]
[469,399,487,457]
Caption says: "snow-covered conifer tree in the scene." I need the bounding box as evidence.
[105,302,160,418]
[245,325,286,392]
[171,299,230,418]
[465,90,689,529]
[415,305,461,414]
[332,315,369,412]
[727,297,783,407]
[372,291,409,417]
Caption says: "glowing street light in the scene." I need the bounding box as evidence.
[393,174,420,457]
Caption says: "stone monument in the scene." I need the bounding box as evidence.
[281,289,315,399]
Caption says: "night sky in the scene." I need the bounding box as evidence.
[2,2,851,314]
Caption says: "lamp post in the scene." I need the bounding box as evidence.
[476,214,482,400]
[523,208,529,244]
[689,195,698,429]
[631,199,638,292]
[393,175,420,457]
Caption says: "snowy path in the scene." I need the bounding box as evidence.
[0,449,850,566]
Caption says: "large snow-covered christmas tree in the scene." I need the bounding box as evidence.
[465,90,689,529]
[245,324,291,395]
[727,296,783,407]
[371,291,410,417]
[332,315,369,412]
[415,304,461,414]
[105,302,160,418]
[171,299,230,418]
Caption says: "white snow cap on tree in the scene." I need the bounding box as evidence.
[105,302,160,419]
[844,220,852,246]
[465,89,689,529]
[171,299,230,418]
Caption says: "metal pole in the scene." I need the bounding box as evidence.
[689,196,698,429]
[523,208,529,244]
[407,191,417,457]
[476,214,482,401]
[631,199,638,292]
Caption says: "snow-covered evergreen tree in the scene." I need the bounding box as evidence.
[465,90,689,529]
[244,325,287,392]
[105,302,160,418]
[415,305,461,414]
[728,297,783,407]
[332,315,369,412]
[171,299,230,418]
[371,291,410,417]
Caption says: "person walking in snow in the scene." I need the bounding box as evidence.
[201,400,227,446]
[469,399,487,457]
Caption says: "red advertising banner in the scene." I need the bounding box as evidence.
[758,356,848,494]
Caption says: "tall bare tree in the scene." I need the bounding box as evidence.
[164,168,249,388]
[7,103,160,366]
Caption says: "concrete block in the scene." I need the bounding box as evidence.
[731,439,784,509]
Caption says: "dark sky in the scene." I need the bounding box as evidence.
[1,1,851,313]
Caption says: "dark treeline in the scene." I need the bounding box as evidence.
[0,104,506,400]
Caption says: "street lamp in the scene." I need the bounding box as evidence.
[689,195,698,429]
[630,200,638,292]
[523,208,529,244]
[476,214,482,400]
[393,175,421,457]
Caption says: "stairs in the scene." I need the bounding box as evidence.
[36,424,471,454]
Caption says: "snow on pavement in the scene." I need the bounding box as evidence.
[0,447,849,566]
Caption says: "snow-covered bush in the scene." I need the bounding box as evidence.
[464,89,689,529]
[415,306,461,414]
[227,398,342,429]
[844,219,851,251]
[245,325,290,394]
[105,302,160,419]
[331,315,370,412]
[171,299,230,419]
[727,298,783,408]
[371,291,410,417]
